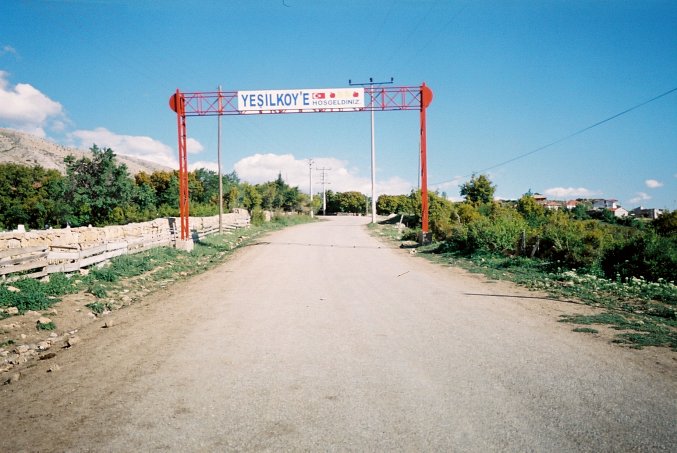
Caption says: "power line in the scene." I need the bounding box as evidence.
[379,0,439,70]
[432,86,677,187]
[403,2,469,68]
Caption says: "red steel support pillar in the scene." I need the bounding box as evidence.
[420,83,433,243]
[171,89,190,241]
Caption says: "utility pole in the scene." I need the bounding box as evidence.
[349,77,394,224]
[217,85,224,233]
[317,167,331,215]
[308,159,314,217]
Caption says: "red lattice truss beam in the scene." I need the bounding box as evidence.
[178,86,425,116]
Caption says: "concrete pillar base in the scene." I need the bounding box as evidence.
[176,238,194,252]
[418,231,433,246]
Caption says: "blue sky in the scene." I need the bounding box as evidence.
[1,0,676,209]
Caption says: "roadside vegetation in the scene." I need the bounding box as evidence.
[0,146,308,230]
[0,145,376,231]
[373,174,677,350]
[0,214,314,317]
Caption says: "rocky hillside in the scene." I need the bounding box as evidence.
[0,128,172,175]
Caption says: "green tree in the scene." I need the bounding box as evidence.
[652,210,677,237]
[130,175,158,221]
[460,174,496,205]
[516,193,546,227]
[333,191,367,214]
[0,164,67,230]
[570,203,590,220]
[258,181,279,210]
[192,168,219,204]
[282,186,302,211]
[150,170,179,211]
[222,171,240,211]
[376,195,399,215]
[239,182,262,211]
[225,185,239,211]
[63,145,134,226]
[377,194,413,215]
[256,173,302,212]
[456,202,481,224]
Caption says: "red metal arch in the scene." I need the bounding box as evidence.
[170,84,433,241]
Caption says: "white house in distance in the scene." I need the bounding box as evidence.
[631,206,664,219]
[591,198,618,210]
[534,195,630,218]
[609,206,629,218]
[589,199,629,218]
[565,200,579,210]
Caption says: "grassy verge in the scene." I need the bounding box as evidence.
[370,222,677,351]
[0,215,315,315]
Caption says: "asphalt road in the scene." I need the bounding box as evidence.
[2,216,676,452]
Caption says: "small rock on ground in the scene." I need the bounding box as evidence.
[66,336,81,347]
[4,372,20,384]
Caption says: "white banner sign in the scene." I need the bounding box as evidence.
[238,88,365,112]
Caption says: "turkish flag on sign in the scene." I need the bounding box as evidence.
[312,93,325,99]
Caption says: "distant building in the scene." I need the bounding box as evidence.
[591,199,618,210]
[543,200,563,210]
[533,195,630,216]
[609,207,629,218]
[565,200,579,210]
[631,206,664,219]
[533,194,547,204]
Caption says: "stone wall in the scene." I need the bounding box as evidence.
[0,210,250,252]
[0,210,251,280]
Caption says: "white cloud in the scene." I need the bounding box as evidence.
[0,71,63,136]
[233,153,413,195]
[69,127,181,168]
[645,179,663,189]
[629,192,652,204]
[0,45,18,57]
[432,176,464,192]
[189,161,219,172]
[186,137,204,154]
[543,187,601,198]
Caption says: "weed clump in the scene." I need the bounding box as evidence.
[37,321,56,331]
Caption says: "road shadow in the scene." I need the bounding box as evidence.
[464,292,589,308]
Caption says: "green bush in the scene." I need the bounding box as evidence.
[601,232,677,282]
[91,266,118,282]
[85,302,109,314]
[537,212,609,270]
[466,210,527,254]
[189,202,218,217]
[250,207,266,226]
[652,210,677,236]
[87,283,108,298]
[0,279,52,312]
[43,273,76,296]
[37,321,56,331]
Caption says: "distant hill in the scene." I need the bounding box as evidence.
[0,128,173,175]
